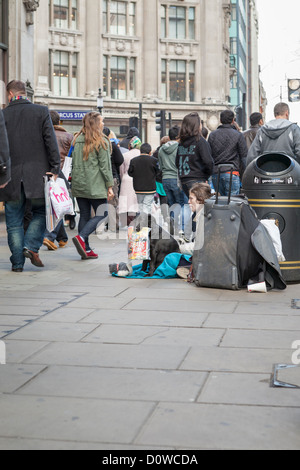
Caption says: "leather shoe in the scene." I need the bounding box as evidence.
[23,249,45,268]
[12,268,23,273]
[43,238,58,251]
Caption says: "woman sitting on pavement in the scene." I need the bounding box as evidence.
[71,112,114,260]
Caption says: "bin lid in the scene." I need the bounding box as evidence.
[243,152,300,188]
[255,152,295,175]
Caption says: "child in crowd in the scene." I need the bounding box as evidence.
[128,143,159,215]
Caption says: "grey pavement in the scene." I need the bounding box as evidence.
[0,216,300,450]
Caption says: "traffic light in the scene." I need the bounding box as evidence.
[288,79,300,102]
[155,110,166,138]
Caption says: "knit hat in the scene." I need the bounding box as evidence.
[129,136,142,149]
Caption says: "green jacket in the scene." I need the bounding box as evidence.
[71,134,114,199]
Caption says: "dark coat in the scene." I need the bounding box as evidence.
[0,100,61,202]
[208,124,248,176]
[128,154,159,193]
[0,110,11,187]
[176,136,214,183]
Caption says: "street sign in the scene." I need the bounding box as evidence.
[289,90,300,102]
[57,111,91,121]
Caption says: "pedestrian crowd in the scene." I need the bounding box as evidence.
[1,79,300,273]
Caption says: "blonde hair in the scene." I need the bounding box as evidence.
[78,112,110,161]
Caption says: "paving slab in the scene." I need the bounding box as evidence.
[79,309,209,328]
[23,342,190,370]
[136,402,300,450]
[204,313,300,330]
[17,366,208,403]
[221,329,300,349]
[180,346,293,373]
[198,371,300,406]
[0,394,155,445]
[124,298,238,314]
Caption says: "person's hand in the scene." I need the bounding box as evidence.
[46,172,58,181]
[107,187,114,201]
[0,181,8,189]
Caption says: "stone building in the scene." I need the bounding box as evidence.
[0,0,38,105]
[33,0,233,144]
[1,1,262,145]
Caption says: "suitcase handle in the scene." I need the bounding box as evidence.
[215,164,235,205]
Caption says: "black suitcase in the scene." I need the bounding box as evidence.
[193,165,286,291]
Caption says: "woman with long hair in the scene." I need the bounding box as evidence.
[176,112,214,198]
[71,112,114,259]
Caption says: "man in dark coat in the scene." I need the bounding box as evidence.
[208,109,248,196]
[243,112,263,150]
[0,109,11,189]
[0,80,60,272]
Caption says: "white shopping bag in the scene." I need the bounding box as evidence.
[48,177,74,222]
[62,156,72,180]
[44,176,58,232]
[260,219,286,262]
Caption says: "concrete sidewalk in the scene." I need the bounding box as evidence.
[0,220,300,450]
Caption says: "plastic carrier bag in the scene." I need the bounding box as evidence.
[128,226,151,261]
[44,176,74,231]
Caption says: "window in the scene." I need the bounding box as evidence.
[170,60,186,101]
[189,61,195,102]
[51,51,78,97]
[50,0,78,30]
[169,6,186,39]
[53,51,69,96]
[102,0,136,36]
[71,0,78,29]
[230,38,237,55]
[110,1,126,35]
[53,0,69,28]
[162,59,195,102]
[161,5,195,40]
[111,56,126,100]
[103,55,136,100]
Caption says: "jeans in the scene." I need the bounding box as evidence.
[212,173,241,197]
[44,219,68,243]
[77,198,108,251]
[163,179,189,232]
[5,185,46,269]
[136,193,154,215]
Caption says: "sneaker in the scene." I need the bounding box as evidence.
[43,238,58,251]
[58,241,68,248]
[85,250,98,260]
[176,267,190,280]
[72,235,88,260]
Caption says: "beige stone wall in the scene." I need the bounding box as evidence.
[33,0,235,146]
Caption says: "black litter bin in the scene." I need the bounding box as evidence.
[242,152,300,282]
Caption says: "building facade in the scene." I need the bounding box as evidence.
[229,0,261,128]
[33,0,233,144]
[2,1,263,143]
